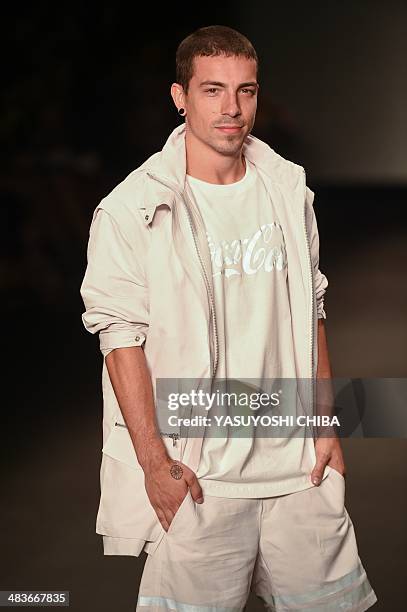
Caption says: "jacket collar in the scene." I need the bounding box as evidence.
[144,122,300,194]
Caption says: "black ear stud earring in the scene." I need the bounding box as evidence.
[178,107,186,116]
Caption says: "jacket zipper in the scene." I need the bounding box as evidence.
[114,422,180,447]
[302,199,314,380]
[301,170,315,434]
[160,432,180,446]
[146,171,219,378]
[183,187,219,377]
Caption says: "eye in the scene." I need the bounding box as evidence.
[205,88,218,94]
[241,88,256,95]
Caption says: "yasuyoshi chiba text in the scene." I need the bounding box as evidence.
[167,415,341,427]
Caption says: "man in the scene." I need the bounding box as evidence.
[80,25,377,611]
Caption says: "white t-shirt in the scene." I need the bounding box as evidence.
[185,157,315,498]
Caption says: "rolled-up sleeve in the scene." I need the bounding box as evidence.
[305,186,329,319]
[80,203,149,357]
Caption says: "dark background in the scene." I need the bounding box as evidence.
[2,2,406,611]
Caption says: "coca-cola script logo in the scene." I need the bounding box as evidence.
[207,222,287,278]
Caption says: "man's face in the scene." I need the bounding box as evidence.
[183,54,259,156]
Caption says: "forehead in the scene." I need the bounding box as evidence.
[191,54,257,84]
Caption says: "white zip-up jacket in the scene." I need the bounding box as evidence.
[80,123,331,556]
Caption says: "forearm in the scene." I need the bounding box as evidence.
[105,346,171,471]
[312,320,346,481]
[316,318,333,379]
[315,319,336,437]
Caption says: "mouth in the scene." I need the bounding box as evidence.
[215,126,243,134]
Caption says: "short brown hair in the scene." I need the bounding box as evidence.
[176,25,259,95]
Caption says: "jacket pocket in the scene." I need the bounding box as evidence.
[102,423,143,470]
[96,453,161,541]
[102,421,181,469]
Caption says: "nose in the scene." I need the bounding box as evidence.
[221,91,241,118]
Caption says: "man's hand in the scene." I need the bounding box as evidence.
[103,346,204,530]
[144,456,204,532]
[311,436,346,486]
[312,319,345,486]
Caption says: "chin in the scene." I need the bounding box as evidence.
[218,144,243,157]
[204,134,242,156]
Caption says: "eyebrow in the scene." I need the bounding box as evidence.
[199,80,259,88]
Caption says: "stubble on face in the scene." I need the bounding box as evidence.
[205,128,247,157]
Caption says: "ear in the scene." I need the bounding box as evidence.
[170,83,185,111]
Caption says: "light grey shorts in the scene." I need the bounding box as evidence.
[137,468,377,611]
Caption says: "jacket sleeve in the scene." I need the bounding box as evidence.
[79,200,150,357]
[305,186,329,319]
